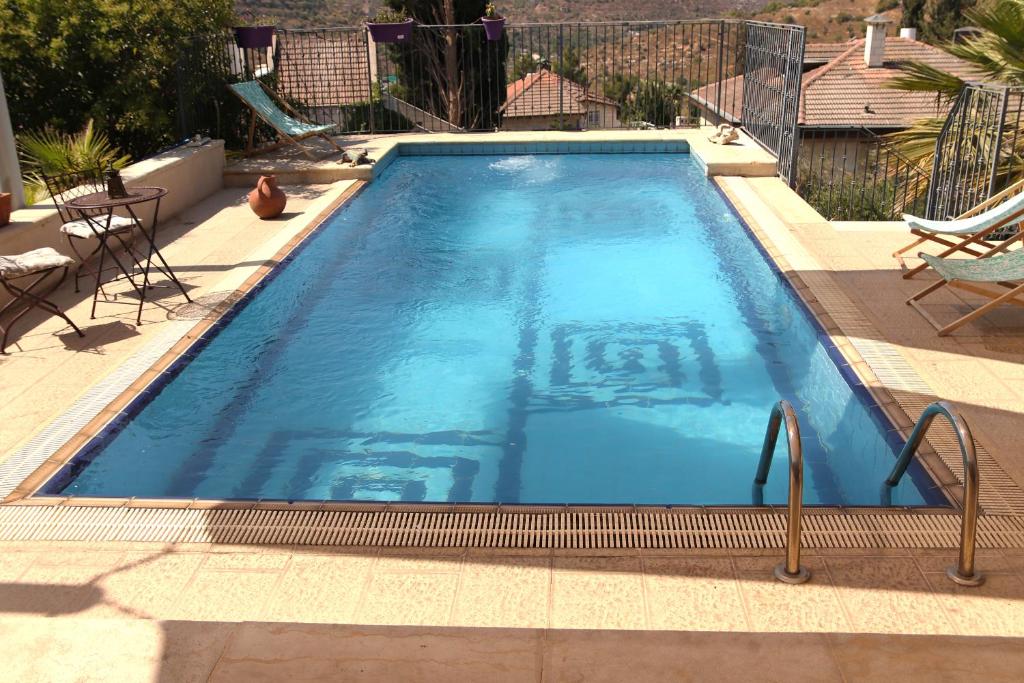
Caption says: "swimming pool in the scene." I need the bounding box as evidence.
[44,147,944,506]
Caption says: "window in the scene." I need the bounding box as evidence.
[587,110,601,127]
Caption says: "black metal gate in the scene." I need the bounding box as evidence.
[740,21,806,186]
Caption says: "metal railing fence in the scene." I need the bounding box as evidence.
[927,84,1024,220]
[794,127,931,221]
[174,20,805,174]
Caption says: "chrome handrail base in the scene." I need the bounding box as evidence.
[946,566,985,587]
[774,563,811,584]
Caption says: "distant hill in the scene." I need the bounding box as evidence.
[236,1,778,29]
[236,0,909,44]
[740,0,903,42]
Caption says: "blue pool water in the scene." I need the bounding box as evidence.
[47,151,943,505]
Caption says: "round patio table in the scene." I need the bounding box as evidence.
[66,187,191,324]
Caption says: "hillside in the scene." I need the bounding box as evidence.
[235,0,909,44]
[236,1,776,28]
[740,0,903,42]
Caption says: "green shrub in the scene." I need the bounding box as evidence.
[0,0,234,159]
[17,120,130,204]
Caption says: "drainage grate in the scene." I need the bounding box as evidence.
[2,505,1024,548]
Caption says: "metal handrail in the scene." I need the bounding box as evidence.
[753,400,810,584]
[885,400,984,586]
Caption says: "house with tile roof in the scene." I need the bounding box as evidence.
[274,32,373,129]
[499,67,620,131]
[690,16,977,132]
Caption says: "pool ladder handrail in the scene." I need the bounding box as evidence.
[753,400,811,584]
[885,400,984,587]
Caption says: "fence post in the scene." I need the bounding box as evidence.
[558,23,564,131]
[990,87,1010,196]
[715,21,725,124]
[174,51,190,142]
[365,28,377,135]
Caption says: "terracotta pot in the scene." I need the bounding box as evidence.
[248,176,286,219]
[0,192,11,227]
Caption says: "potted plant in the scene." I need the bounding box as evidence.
[0,192,11,227]
[233,13,276,50]
[481,3,505,41]
[367,7,415,44]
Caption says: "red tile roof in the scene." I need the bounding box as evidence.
[276,32,371,107]
[500,68,617,118]
[803,40,857,65]
[691,37,979,129]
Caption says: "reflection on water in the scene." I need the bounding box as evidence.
[50,153,942,507]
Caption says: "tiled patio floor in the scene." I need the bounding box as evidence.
[2,543,1024,680]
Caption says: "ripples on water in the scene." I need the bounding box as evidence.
[50,153,941,507]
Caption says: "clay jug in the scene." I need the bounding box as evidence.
[248,175,286,219]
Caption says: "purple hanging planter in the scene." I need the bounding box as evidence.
[481,17,506,41]
[233,26,275,49]
[367,19,415,43]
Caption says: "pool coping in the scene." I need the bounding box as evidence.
[2,143,1024,550]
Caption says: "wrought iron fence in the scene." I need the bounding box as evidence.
[794,128,931,221]
[369,21,752,134]
[927,84,1024,220]
[174,20,804,172]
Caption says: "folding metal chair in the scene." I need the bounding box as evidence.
[42,168,138,293]
[0,248,84,353]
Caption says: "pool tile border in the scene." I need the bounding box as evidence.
[715,176,1024,517]
[0,180,368,503]
[710,180,953,508]
[393,140,690,156]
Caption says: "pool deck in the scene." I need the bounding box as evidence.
[2,129,1024,680]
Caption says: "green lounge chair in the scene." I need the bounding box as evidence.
[894,179,1024,279]
[228,80,343,159]
[907,248,1024,335]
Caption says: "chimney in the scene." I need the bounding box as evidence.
[899,27,917,40]
[863,15,891,68]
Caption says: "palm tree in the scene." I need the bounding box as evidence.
[885,0,1024,185]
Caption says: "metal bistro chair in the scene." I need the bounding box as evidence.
[43,169,138,293]
[0,248,84,353]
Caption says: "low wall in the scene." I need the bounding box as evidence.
[0,140,226,259]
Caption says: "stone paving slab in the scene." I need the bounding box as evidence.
[2,544,1024,681]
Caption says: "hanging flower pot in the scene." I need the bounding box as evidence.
[367,9,415,44]
[481,17,506,41]
[367,19,415,43]
[233,26,275,49]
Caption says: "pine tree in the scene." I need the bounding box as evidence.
[902,0,979,43]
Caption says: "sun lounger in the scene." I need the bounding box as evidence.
[906,248,1024,335]
[894,178,1024,279]
[228,80,343,159]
